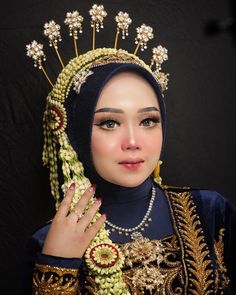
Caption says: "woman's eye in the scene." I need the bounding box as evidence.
[95,119,119,130]
[140,118,160,127]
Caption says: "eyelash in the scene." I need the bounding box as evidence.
[94,117,120,130]
[141,116,161,127]
[94,116,161,130]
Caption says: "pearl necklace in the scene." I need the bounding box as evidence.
[105,186,156,240]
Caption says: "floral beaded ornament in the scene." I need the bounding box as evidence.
[26,4,168,294]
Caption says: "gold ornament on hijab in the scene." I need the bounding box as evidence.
[153,160,163,185]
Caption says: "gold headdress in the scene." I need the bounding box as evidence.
[26,4,168,294]
[26,4,168,92]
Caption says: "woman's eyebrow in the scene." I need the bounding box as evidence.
[95,107,160,113]
[137,107,160,113]
[95,108,124,113]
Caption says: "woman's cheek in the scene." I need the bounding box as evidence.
[92,131,119,157]
[143,130,162,147]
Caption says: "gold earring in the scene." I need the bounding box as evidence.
[153,160,163,185]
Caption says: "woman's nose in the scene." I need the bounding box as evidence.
[121,127,141,150]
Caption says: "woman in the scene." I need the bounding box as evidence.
[26,63,236,294]
[25,6,236,294]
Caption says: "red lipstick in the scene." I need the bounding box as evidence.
[118,159,144,170]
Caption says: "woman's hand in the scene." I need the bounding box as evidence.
[42,183,105,258]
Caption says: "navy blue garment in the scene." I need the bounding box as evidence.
[190,188,236,291]
[99,177,173,243]
[22,178,173,293]
[23,181,236,294]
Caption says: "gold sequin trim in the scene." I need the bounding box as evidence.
[83,276,99,295]
[33,263,79,294]
[214,228,230,292]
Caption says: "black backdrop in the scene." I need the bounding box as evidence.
[0,0,236,293]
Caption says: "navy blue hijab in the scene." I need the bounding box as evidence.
[65,63,166,192]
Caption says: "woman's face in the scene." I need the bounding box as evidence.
[91,71,163,187]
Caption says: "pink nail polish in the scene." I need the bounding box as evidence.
[69,182,76,190]
[95,197,102,205]
[88,184,96,193]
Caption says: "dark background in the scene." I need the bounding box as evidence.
[0,0,235,293]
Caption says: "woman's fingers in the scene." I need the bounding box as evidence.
[56,183,76,219]
[69,185,96,221]
[43,182,106,259]
[78,198,102,229]
[85,214,106,239]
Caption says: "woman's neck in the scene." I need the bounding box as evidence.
[96,177,153,205]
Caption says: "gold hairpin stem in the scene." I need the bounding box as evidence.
[53,44,65,68]
[73,31,79,57]
[41,65,54,87]
[114,31,119,49]
[134,41,141,55]
[92,25,96,50]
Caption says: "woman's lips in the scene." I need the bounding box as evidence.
[118,159,144,170]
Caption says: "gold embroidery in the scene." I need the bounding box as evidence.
[33,191,230,294]
[88,51,152,73]
[120,235,184,294]
[159,184,190,190]
[121,237,165,293]
[83,276,99,295]
[214,228,230,292]
[167,191,214,294]
[33,264,79,294]
[83,235,183,294]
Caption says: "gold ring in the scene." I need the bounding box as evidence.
[71,209,82,220]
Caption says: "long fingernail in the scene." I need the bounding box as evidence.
[88,184,96,193]
[95,198,102,205]
[103,212,108,218]
[69,183,76,190]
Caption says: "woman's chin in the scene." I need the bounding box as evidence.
[105,175,149,188]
